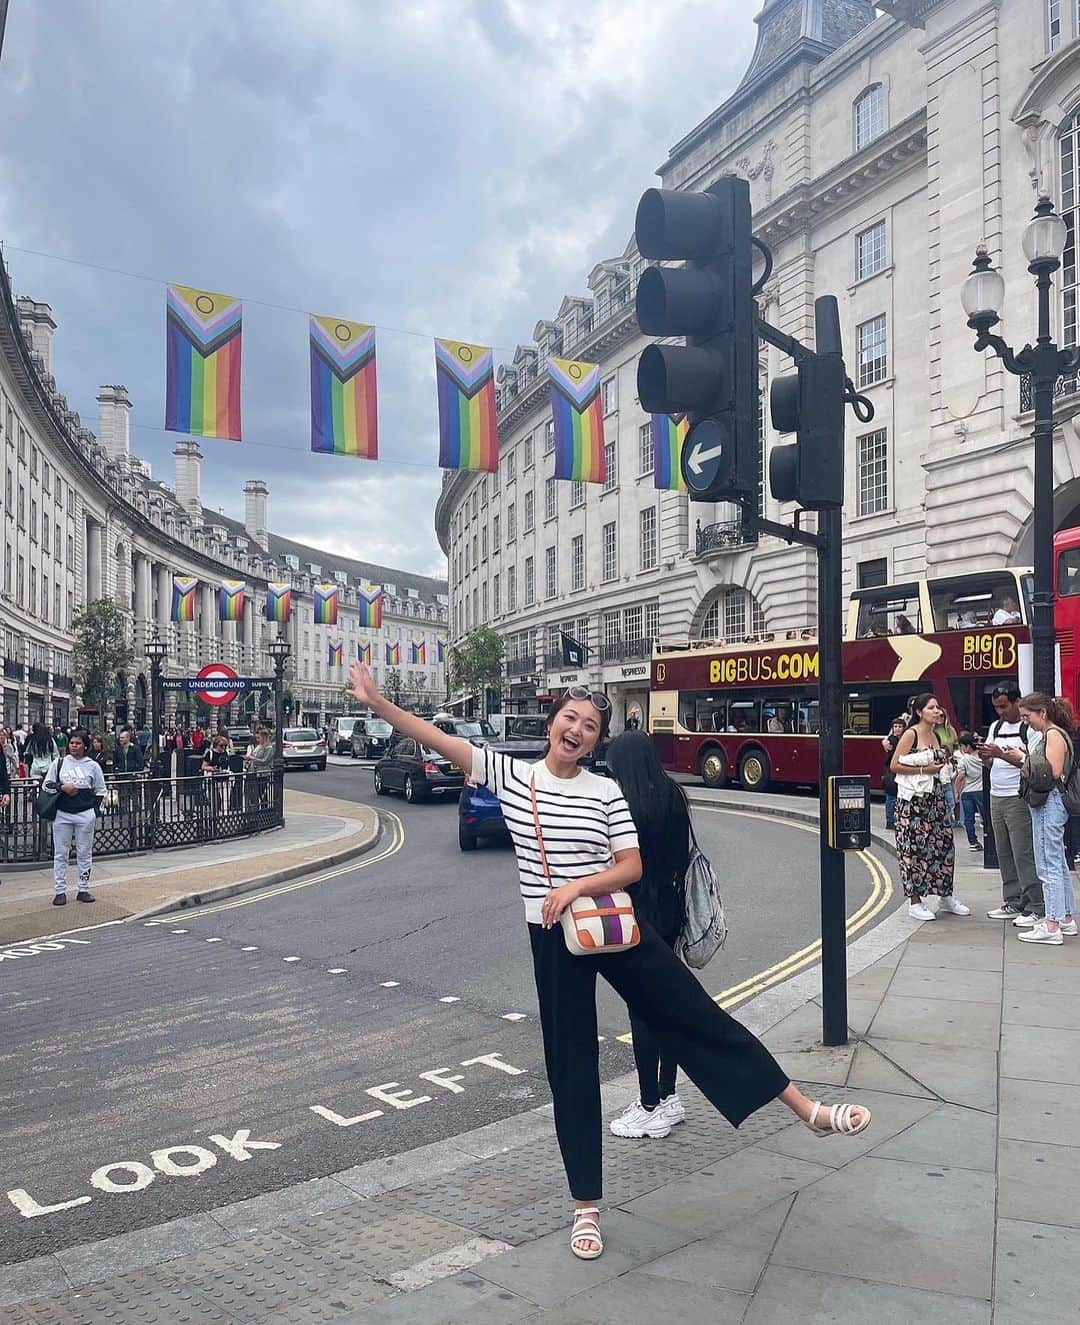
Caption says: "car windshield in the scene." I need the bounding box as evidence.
[456,721,494,738]
[338,719,357,732]
[285,729,318,741]
[366,720,393,736]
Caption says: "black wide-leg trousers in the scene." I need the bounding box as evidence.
[528,918,790,1200]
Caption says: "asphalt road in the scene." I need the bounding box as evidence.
[0,757,899,1267]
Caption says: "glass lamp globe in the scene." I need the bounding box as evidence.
[961,263,1005,321]
[1022,208,1068,265]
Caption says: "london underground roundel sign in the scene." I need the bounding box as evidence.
[194,662,239,707]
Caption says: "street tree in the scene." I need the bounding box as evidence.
[450,626,504,717]
[408,670,429,711]
[385,668,404,706]
[72,598,134,721]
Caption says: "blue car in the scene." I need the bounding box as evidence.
[458,739,546,850]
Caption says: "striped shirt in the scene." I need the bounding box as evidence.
[471,746,640,923]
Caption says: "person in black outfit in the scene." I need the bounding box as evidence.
[112,727,144,816]
[605,730,691,1139]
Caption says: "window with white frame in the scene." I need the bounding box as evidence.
[524,556,535,606]
[638,422,654,476]
[492,513,500,550]
[491,462,499,495]
[493,573,500,615]
[545,546,557,599]
[604,610,621,654]
[570,480,585,509]
[544,419,555,455]
[1049,0,1062,51]
[857,429,889,516]
[602,521,617,581]
[644,600,660,644]
[639,506,657,570]
[571,534,585,591]
[507,566,517,611]
[506,450,516,484]
[482,581,489,620]
[601,376,618,415]
[699,596,721,640]
[854,85,885,152]
[524,490,535,531]
[481,525,488,560]
[603,439,617,493]
[856,220,887,281]
[547,624,561,659]
[544,476,557,521]
[723,589,747,642]
[523,433,534,470]
[752,597,766,635]
[507,502,517,541]
[624,605,643,647]
[856,314,888,387]
[1061,111,1080,346]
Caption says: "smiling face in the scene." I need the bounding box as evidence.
[547,699,605,763]
[1019,704,1049,732]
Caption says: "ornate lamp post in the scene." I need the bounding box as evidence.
[267,632,292,771]
[963,196,1080,694]
[144,631,168,773]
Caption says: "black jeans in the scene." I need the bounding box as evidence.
[528,919,789,1200]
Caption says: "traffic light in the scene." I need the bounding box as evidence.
[634,176,757,502]
[768,352,846,509]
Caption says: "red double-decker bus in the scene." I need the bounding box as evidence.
[650,568,1033,791]
[1055,528,1080,712]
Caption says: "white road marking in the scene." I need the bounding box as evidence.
[241,946,258,952]
[170,930,188,935]
[327,968,346,974]
[205,938,223,944]
[387,1238,511,1292]
[379,981,399,988]
[283,957,301,963]
[501,1013,526,1022]
[439,996,460,1003]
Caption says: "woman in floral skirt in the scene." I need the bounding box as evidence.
[890,694,970,922]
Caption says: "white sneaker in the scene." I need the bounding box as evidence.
[657,1092,686,1127]
[1017,922,1063,945]
[1012,913,1042,928]
[1060,919,1078,936]
[909,902,936,921]
[940,896,971,916]
[987,904,1022,919]
[609,1101,672,1139]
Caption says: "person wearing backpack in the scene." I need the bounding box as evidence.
[978,683,1045,924]
[1015,693,1078,946]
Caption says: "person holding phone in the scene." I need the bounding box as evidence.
[891,694,969,921]
[979,684,1044,924]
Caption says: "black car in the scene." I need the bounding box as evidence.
[373,737,465,803]
[350,716,395,760]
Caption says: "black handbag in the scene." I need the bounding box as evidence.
[33,760,61,821]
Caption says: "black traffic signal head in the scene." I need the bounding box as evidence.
[769,354,846,509]
[634,177,757,502]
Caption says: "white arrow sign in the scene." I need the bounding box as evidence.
[687,439,725,477]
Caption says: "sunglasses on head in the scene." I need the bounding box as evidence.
[564,685,611,713]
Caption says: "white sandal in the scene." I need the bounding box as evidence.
[803,1100,871,1137]
[570,1206,603,1260]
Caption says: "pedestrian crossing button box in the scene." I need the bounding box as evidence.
[827,775,871,850]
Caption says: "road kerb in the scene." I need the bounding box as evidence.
[128,815,385,922]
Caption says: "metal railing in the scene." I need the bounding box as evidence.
[1020,370,1079,412]
[695,519,757,555]
[0,769,284,864]
[506,655,536,677]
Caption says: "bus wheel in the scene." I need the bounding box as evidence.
[700,748,728,789]
[739,749,771,792]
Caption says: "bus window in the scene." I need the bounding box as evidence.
[855,586,922,638]
[842,683,915,734]
[929,571,1025,630]
[947,678,975,733]
[763,700,796,733]
[798,700,820,734]
[1059,549,1080,597]
[729,700,761,733]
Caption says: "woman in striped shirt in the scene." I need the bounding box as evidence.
[347,662,871,1260]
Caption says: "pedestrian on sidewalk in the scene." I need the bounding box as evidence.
[881,715,906,830]
[0,728,19,785]
[954,732,986,852]
[979,684,1045,924]
[604,730,690,1141]
[890,694,970,921]
[24,722,58,782]
[1016,692,1078,946]
[346,661,872,1262]
[43,729,106,907]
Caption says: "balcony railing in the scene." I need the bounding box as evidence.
[507,655,536,677]
[600,637,654,665]
[3,658,24,680]
[1020,370,1079,412]
[28,666,48,686]
[695,519,758,556]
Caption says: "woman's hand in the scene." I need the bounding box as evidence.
[347,662,381,709]
[541,882,581,929]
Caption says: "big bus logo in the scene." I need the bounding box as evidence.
[962,633,1017,672]
[709,650,820,685]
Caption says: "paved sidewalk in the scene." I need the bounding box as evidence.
[0,788,380,945]
[3,852,1075,1324]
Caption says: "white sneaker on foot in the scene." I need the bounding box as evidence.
[940,896,971,916]
[987,904,1022,919]
[609,1101,672,1139]
[1060,919,1078,936]
[1012,913,1042,928]
[1017,922,1063,945]
[657,1092,686,1126]
[909,902,936,921]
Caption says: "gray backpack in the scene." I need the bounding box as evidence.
[1058,730,1080,816]
[677,819,727,969]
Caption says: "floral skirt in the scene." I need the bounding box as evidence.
[895,787,955,899]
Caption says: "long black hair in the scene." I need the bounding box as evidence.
[26,721,54,757]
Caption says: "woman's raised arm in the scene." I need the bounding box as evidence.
[346,662,477,770]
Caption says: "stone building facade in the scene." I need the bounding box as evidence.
[434,0,1080,729]
[0,260,447,731]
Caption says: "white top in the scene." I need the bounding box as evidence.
[895,744,941,801]
[992,608,1022,625]
[471,747,639,923]
[988,718,1027,798]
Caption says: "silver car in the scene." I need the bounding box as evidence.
[282,727,327,770]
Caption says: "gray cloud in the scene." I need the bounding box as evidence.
[0,0,754,575]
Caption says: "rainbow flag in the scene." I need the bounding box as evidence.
[266,582,292,623]
[314,583,339,626]
[385,641,401,666]
[171,574,197,623]
[328,639,344,667]
[549,357,605,483]
[310,315,378,459]
[218,579,246,621]
[435,338,499,472]
[358,581,383,629]
[409,637,427,665]
[357,641,372,666]
[166,284,242,441]
[437,639,446,663]
[652,414,689,492]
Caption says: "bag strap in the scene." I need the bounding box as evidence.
[529,773,552,884]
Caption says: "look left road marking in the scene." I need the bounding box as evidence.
[0,938,91,963]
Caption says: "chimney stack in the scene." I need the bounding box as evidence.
[243,479,270,552]
[97,385,132,461]
[16,297,57,374]
[173,440,203,526]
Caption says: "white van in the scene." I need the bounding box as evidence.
[328,715,365,755]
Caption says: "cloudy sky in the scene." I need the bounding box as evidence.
[0,0,756,577]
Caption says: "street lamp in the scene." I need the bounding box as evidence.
[267,632,291,771]
[963,196,1080,694]
[145,630,168,774]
